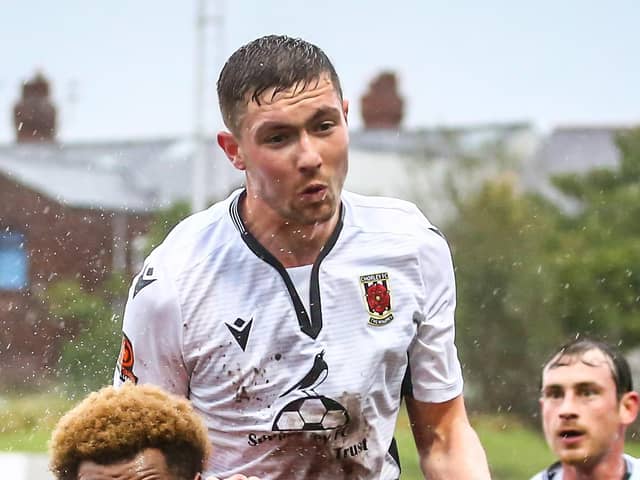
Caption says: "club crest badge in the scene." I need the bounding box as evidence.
[360,272,394,326]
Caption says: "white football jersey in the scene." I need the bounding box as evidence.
[115,189,463,480]
[529,454,640,479]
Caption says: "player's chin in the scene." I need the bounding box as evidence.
[305,208,335,226]
[556,447,590,466]
[293,203,336,225]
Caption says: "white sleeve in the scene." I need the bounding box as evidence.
[113,260,189,397]
[407,227,464,403]
[628,455,640,479]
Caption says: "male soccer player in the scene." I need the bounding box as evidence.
[115,34,490,479]
[531,337,640,479]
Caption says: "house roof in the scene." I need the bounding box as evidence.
[531,126,623,176]
[519,125,633,212]
[0,122,534,213]
[521,126,628,207]
[0,138,243,212]
[349,122,532,157]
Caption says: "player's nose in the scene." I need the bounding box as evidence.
[558,392,579,419]
[296,131,322,171]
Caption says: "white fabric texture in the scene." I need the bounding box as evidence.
[115,189,463,479]
[529,454,640,479]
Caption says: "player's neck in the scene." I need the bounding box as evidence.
[563,450,627,480]
[240,198,339,268]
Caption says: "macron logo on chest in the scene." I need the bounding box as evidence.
[225,317,253,351]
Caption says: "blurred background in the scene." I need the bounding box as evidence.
[1,1,639,478]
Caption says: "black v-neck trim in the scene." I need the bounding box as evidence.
[229,190,344,340]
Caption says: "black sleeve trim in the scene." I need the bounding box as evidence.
[388,436,401,474]
[401,354,413,398]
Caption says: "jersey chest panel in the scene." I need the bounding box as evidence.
[177,236,423,476]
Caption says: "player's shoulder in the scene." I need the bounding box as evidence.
[342,190,435,231]
[341,190,446,243]
[528,472,547,480]
[146,190,240,273]
[626,454,640,478]
[528,462,560,480]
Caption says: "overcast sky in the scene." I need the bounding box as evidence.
[1,0,638,143]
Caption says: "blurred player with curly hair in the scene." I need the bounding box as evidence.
[49,382,258,480]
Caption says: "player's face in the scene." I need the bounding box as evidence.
[221,73,349,227]
[539,349,633,468]
[77,447,200,480]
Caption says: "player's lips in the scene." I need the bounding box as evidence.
[299,183,328,201]
[557,428,586,446]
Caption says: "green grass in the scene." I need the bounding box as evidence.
[394,409,554,479]
[2,393,639,479]
[394,408,640,479]
[473,415,555,479]
[0,392,73,453]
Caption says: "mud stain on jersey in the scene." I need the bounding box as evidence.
[230,363,276,404]
[235,385,250,403]
[265,435,372,479]
[257,392,376,479]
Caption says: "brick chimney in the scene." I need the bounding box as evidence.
[13,72,57,143]
[360,71,404,130]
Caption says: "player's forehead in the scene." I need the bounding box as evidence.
[239,74,341,127]
[77,448,171,479]
[542,348,615,387]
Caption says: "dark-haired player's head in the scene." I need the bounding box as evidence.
[539,336,639,474]
[217,34,343,136]
[542,337,633,399]
[49,383,211,480]
[216,34,349,230]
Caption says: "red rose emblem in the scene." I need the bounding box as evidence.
[366,283,390,314]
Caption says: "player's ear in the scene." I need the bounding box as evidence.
[217,131,245,171]
[342,99,349,123]
[619,391,639,425]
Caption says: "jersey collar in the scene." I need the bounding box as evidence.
[228,189,345,339]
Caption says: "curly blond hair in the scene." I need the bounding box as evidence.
[49,383,211,479]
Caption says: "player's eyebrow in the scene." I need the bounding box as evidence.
[305,106,343,123]
[573,381,602,390]
[542,381,602,394]
[254,106,343,136]
[541,384,563,395]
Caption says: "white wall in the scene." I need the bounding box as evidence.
[1,453,53,479]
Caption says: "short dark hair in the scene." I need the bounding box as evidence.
[542,337,634,399]
[217,34,343,134]
[49,383,211,480]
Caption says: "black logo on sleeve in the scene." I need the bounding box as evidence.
[133,266,157,298]
[225,317,253,351]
